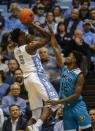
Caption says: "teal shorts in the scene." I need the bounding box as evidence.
[63,101,91,130]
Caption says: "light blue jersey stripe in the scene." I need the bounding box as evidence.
[32,55,58,99]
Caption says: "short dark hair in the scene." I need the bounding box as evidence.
[8,58,19,67]
[11,28,25,43]
[80,0,90,6]
[72,50,83,67]
[9,104,20,112]
[57,21,65,33]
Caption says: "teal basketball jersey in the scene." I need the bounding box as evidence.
[59,66,82,106]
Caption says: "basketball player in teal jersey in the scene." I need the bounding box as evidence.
[47,26,92,131]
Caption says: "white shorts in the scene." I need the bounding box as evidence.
[24,72,59,111]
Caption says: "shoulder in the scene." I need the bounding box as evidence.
[60,66,68,73]
[18,97,26,103]
[2,95,11,100]
[18,117,27,127]
[4,118,11,123]
[73,68,82,75]
[19,117,27,122]
[2,83,9,87]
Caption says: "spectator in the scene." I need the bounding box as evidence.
[2,104,27,131]
[72,29,92,73]
[5,2,26,31]
[1,32,11,51]
[1,32,15,63]
[45,12,57,34]
[89,108,95,131]
[52,5,64,24]
[32,0,40,14]
[34,3,46,26]
[90,8,95,21]
[64,9,83,37]
[55,22,72,56]
[0,108,4,131]
[83,19,95,52]
[5,59,19,85]
[0,70,9,104]
[14,68,28,102]
[79,0,90,20]
[1,82,26,117]
[72,29,92,60]
[0,52,9,73]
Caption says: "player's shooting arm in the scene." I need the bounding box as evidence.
[31,22,50,36]
[26,23,51,53]
[47,73,85,106]
[48,25,64,67]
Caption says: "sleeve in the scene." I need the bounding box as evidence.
[59,66,67,75]
[1,97,10,116]
[20,99,26,115]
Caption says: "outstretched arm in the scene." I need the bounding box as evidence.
[48,25,65,67]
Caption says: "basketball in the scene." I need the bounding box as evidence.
[19,8,34,24]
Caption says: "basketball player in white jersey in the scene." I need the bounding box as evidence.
[11,23,59,131]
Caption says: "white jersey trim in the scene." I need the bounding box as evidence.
[79,124,91,129]
[73,68,81,75]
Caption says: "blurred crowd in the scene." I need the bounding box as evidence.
[0,0,95,131]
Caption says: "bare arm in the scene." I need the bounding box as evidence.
[26,23,50,53]
[30,22,50,36]
[48,25,65,67]
[47,74,85,105]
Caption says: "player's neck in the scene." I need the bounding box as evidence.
[68,64,77,71]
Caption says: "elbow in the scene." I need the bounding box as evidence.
[73,92,81,99]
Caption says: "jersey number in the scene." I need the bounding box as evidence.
[19,55,25,64]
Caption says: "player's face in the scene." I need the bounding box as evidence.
[65,53,76,65]
[18,32,26,45]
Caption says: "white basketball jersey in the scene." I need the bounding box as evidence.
[14,45,44,77]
